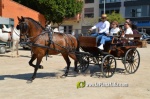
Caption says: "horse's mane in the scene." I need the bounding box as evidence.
[24,17,45,30]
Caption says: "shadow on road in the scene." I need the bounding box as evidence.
[0,55,12,57]
[0,72,58,81]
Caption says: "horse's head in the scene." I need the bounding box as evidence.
[17,16,29,35]
[17,16,30,43]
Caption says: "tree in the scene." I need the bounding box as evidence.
[14,0,83,26]
[107,12,125,24]
[82,17,99,26]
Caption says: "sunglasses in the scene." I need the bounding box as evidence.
[101,17,106,19]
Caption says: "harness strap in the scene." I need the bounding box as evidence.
[46,28,53,60]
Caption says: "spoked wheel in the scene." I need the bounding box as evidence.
[124,49,140,74]
[77,54,89,72]
[101,55,117,78]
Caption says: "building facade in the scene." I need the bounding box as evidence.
[0,0,45,27]
[99,0,150,33]
[52,0,100,35]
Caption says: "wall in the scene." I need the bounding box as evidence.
[0,0,45,26]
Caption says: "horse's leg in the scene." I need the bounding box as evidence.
[16,41,19,57]
[29,54,36,68]
[11,40,15,57]
[68,53,79,73]
[29,54,44,69]
[62,53,71,77]
[28,54,44,82]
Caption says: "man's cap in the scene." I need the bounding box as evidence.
[101,14,107,18]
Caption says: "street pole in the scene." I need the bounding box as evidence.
[104,0,105,14]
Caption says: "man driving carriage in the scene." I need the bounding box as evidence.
[89,14,110,49]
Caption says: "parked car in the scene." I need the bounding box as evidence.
[0,40,12,54]
[139,32,150,44]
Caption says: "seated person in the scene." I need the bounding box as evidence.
[123,21,133,38]
[132,24,139,34]
[89,14,110,44]
[98,21,120,50]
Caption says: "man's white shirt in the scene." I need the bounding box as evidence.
[91,21,110,34]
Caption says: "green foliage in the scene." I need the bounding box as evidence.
[107,12,125,24]
[14,0,83,25]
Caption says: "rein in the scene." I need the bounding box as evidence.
[14,28,20,36]
[25,31,75,54]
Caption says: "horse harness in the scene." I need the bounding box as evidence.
[24,28,76,60]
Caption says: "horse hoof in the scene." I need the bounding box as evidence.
[74,69,79,73]
[61,74,67,78]
[39,65,44,69]
[26,79,33,83]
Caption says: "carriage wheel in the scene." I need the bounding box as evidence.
[77,55,89,72]
[124,49,140,74]
[101,55,116,78]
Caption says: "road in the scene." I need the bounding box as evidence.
[0,45,150,99]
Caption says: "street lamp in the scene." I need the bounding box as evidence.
[104,0,105,14]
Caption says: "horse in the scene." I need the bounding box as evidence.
[17,16,79,82]
[0,25,20,57]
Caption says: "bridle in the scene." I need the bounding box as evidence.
[19,21,29,37]
[14,28,20,37]
[18,21,31,44]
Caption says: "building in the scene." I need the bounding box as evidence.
[124,0,150,33]
[53,0,100,35]
[99,0,150,33]
[0,0,45,27]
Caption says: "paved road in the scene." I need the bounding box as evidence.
[0,45,150,99]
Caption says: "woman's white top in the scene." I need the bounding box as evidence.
[124,27,133,39]
[125,28,133,34]
[110,27,120,36]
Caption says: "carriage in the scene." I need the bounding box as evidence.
[17,16,143,82]
[75,33,142,78]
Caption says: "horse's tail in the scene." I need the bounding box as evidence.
[76,37,80,52]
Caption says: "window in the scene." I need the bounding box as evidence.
[84,8,94,18]
[131,8,142,17]
[106,0,110,3]
[101,9,119,15]
[131,9,136,17]
[137,8,141,17]
[125,0,137,1]
[85,0,94,3]
[100,0,121,3]
[63,25,73,34]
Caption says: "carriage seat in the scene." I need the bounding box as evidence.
[120,34,142,47]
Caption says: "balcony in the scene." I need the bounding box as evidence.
[124,0,150,6]
[99,2,121,8]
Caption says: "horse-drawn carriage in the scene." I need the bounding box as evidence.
[17,16,142,82]
[75,33,141,78]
